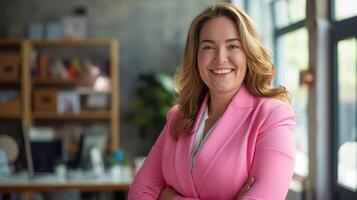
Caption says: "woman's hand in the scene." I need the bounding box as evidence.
[159,186,179,200]
[159,177,254,200]
[235,177,255,200]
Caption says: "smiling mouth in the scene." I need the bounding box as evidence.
[211,69,234,75]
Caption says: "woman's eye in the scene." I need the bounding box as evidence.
[227,44,240,50]
[202,45,214,51]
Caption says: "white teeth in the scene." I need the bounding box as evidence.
[212,69,232,74]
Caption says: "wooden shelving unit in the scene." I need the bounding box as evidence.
[0,77,21,84]
[0,112,22,119]
[32,111,112,120]
[0,39,24,45]
[30,39,114,46]
[0,40,26,121]
[32,78,77,85]
[0,39,120,152]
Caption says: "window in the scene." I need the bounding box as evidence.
[276,28,309,177]
[273,0,306,28]
[337,38,356,191]
[331,0,357,199]
[334,0,357,20]
[271,0,309,177]
[333,35,357,200]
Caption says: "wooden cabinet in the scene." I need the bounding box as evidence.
[0,39,120,153]
[0,40,26,119]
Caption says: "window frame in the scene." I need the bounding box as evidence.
[270,0,307,84]
[329,0,357,199]
[270,0,308,176]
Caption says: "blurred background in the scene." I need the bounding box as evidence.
[0,0,355,200]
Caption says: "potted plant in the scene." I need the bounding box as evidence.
[133,72,176,154]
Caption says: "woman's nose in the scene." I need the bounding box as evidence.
[215,48,228,64]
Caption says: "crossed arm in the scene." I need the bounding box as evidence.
[129,104,295,200]
[159,177,255,200]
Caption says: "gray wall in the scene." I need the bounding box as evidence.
[0,0,224,157]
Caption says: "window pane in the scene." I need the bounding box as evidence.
[276,28,308,176]
[231,0,245,10]
[337,38,357,191]
[335,0,357,20]
[273,0,306,28]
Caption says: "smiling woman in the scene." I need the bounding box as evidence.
[129,3,295,200]
[197,17,247,115]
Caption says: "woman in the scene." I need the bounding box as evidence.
[129,3,295,200]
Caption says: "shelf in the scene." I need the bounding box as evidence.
[32,111,111,120]
[32,78,77,85]
[0,77,21,84]
[0,39,24,45]
[0,112,22,119]
[30,39,115,46]
[0,38,119,152]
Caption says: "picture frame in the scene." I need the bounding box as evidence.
[57,91,81,114]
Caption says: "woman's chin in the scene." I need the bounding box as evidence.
[209,87,240,96]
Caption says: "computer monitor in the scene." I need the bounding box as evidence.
[30,139,62,173]
[21,122,63,175]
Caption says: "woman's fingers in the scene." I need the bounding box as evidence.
[159,186,178,200]
[242,176,255,192]
[236,177,255,200]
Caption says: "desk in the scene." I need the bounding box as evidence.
[0,171,132,193]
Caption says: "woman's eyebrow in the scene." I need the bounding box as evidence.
[226,38,241,42]
[200,39,215,44]
[200,38,241,44]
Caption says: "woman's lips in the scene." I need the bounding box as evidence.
[210,68,234,76]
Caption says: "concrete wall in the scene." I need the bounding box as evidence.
[0,0,225,157]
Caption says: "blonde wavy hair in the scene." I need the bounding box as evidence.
[172,3,290,139]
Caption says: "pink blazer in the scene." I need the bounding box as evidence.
[128,86,296,200]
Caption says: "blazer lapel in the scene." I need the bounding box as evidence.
[174,94,209,197]
[191,85,254,195]
[190,94,210,134]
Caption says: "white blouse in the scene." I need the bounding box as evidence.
[191,106,218,169]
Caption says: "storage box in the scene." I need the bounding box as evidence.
[34,89,58,111]
[0,53,20,79]
[81,92,110,111]
[0,99,21,115]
